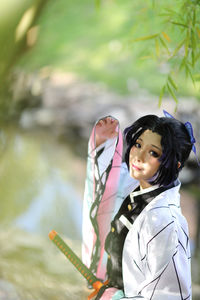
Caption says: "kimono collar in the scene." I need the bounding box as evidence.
[130,181,177,204]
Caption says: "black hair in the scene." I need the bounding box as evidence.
[124,115,193,186]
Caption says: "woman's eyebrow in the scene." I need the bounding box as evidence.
[137,138,162,151]
[151,144,162,151]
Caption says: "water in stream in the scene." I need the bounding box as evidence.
[0,125,88,299]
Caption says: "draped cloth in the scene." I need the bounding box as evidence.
[82,120,123,280]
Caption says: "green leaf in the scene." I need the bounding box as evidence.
[140,55,154,60]
[159,36,170,55]
[179,58,186,71]
[162,32,171,42]
[131,33,159,42]
[185,64,195,86]
[191,29,196,50]
[191,30,197,67]
[164,8,181,18]
[155,38,160,58]
[184,29,190,58]
[158,85,166,108]
[191,50,195,67]
[172,38,185,57]
[192,8,196,28]
[168,75,178,91]
[170,21,188,28]
[167,83,178,104]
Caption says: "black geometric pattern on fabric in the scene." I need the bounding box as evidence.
[137,233,191,300]
[89,146,113,275]
[137,218,191,300]
[89,142,123,275]
[139,261,170,299]
[146,221,174,249]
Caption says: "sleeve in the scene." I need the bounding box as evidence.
[82,117,123,280]
[121,207,191,300]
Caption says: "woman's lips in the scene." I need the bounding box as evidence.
[132,164,142,171]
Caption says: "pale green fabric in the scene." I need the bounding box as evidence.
[112,290,124,300]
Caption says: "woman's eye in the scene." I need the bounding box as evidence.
[150,150,159,158]
[134,142,141,148]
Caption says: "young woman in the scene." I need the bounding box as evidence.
[82,112,196,300]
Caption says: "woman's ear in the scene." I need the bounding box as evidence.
[178,161,181,169]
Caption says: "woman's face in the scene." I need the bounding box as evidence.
[129,129,162,189]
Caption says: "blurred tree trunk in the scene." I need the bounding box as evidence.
[0,0,50,121]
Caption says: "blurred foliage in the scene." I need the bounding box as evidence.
[129,0,200,107]
[0,0,50,120]
[0,0,200,120]
[16,0,200,104]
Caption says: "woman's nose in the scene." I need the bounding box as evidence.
[137,150,145,162]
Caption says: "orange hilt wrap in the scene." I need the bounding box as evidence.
[48,230,109,300]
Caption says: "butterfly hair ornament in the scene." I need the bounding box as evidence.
[163,110,200,166]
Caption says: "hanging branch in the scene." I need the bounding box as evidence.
[130,0,200,107]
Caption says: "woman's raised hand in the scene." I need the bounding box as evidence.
[95,116,119,147]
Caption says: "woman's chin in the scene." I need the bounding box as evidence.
[129,171,141,180]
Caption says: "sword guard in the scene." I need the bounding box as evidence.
[88,280,109,300]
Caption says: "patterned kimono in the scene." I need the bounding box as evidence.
[82,120,192,300]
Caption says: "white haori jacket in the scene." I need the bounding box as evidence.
[121,180,192,300]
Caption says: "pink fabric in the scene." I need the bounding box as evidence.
[82,127,97,269]
[96,131,123,279]
[99,288,119,299]
[82,120,123,281]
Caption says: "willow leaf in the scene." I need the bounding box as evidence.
[140,55,153,60]
[159,36,170,55]
[168,75,178,91]
[155,38,160,57]
[191,30,196,51]
[192,8,196,28]
[172,39,185,57]
[186,65,195,86]
[158,85,166,108]
[170,21,188,28]
[179,58,186,71]
[184,29,190,58]
[167,83,178,104]
[162,32,171,42]
[191,50,195,67]
[131,34,159,42]
[164,8,181,18]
